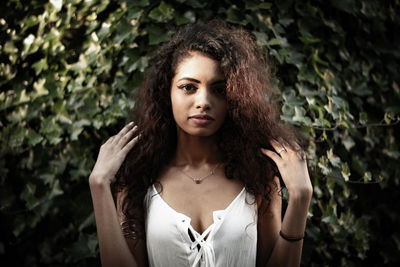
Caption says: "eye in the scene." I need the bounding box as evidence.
[178,84,197,94]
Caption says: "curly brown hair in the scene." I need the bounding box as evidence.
[116,20,305,239]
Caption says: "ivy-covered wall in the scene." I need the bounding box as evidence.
[1,0,399,266]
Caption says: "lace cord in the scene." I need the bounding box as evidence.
[190,225,215,267]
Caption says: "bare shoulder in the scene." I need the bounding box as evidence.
[116,188,149,267]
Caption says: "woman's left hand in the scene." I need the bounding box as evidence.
[261,139,312,199]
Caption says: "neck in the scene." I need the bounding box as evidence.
[171,130,223,167]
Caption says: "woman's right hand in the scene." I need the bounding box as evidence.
[89,122,140,186]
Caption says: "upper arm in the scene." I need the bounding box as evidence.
[256,176,282,267]
[116,188,149,267]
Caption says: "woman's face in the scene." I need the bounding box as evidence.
[170,51,228,137]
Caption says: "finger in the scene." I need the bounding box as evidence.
[112,122,135,144]
[296,149,306,161]
[291,141,305,159]
[269,139,287,156]
[117,125,138,147]
[276,137,292,149]
[105,135,115,144]
[261,148,282,165]
[292,141,301,150]
[280,141,292,154]
[279,138,302,158]
[120,134,141,155]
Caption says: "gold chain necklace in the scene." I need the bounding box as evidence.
[178,163,221,184]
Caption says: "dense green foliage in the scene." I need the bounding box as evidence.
[1,0,399,266]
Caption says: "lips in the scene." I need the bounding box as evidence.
[189,114,215,126]
[189,114,215,120]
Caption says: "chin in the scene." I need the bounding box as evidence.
[179,127,219,137]
[190,129,217,137]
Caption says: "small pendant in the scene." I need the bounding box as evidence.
[194,179,202,184]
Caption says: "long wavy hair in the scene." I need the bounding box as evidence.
[116,20,305,239]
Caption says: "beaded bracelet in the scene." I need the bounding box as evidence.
[279,230,305,242]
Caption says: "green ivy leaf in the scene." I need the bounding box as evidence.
[341,162,350,182]
[146,25,171,45]
[41,116,63,145]
[149,1,175,22]
[299,36,321,44]
[327,149,341,168]
[114,19,136,45]
[32,58,48,75]
[48,179,64,199]
[70,119,91,141]
[78,212,95,231]
[363,172,372,183]
[267,37,288,47]
[9,126,25,148]
[226,6,247,25]
[27,129,43,146]
[12,215,26,237]
[66,233,98,262]
[175,11,196,25]
[22,183,40,210]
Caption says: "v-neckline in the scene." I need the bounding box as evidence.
[152,184,245,235]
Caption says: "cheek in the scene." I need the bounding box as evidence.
[171,95,187,121]
[170,91,179,111]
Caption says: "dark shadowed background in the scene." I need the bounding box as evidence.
[0,0,399,266]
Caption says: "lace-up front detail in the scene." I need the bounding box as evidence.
[145,185,257,267]
[189,225,215,267]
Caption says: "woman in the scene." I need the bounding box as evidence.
[89,20,312,267]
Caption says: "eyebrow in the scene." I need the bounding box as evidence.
[177,77,225,85]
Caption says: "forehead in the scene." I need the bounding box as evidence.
[174,52,224,81]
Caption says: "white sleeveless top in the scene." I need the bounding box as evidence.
[144,185,258,267]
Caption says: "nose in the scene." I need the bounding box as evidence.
[195,87,211,110]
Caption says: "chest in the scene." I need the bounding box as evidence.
[145,185,258,267]
[155,169,244,234]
